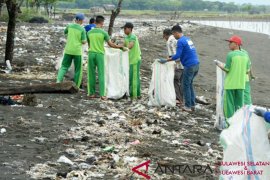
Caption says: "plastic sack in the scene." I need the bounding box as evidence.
[215,65,227,130]
[105,47,129,99]
[148,59,176,107]
[219,106,270,180]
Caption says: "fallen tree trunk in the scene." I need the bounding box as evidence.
[0,81,78,95]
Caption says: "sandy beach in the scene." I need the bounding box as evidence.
[0,16,269,179]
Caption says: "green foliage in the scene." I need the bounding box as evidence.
[18,9,49,21]
[55,0,270,14]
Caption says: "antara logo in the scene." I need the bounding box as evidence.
[131,160,215,179]
[131,160,151,179]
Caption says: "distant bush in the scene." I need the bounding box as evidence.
[18,10,49,22]
[0,13,8,22]
[0,10,50,23]
[28,17,49,23]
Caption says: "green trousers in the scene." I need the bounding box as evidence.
[88,52,105,96]
[129,61,141,98]
[224,89,244,119]
[56,54,82,88]
[244,81,252,105]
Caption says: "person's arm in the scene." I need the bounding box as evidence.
[64,25,68,35]
[126,35,137,49]
[86,32,90,47]
[168,40,182,61]
[216,62,227,72]
[246,59,254,79]
[127,41,135,49]
[265,112,270,123]
[107,40,123,49]
[167,38,176,57]
[250,68,256,80]
[81,30,87,44]
[104,32,122,49]
[219,53,231,73]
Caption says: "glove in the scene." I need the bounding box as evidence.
[158,59,168,64]
[254,107,266,117]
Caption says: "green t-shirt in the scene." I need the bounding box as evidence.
[64,23,86,56]
[87,28,110,54]
[241,49,252,82]
[125,34,141,64]
[224,50,250,90]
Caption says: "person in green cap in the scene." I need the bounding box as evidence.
[57,13,87,88]
[216,35,250,119]
[87,15,123,100]
[123,22,142,99]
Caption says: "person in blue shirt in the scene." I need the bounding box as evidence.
[254,108,270,123]
[165,25,200,112]
[85,17,96,33]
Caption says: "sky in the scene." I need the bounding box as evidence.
[205,0,270,5]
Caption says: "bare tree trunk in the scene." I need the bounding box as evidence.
[108,0,123,36]
[45,3,49,16]
[0,4,2,16]
[5,0,18,63]
[53,5,55,19]
[0,81,79,95]
[26,0,29,10]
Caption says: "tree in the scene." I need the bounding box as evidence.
[5,0,23,63]
[108,0,123,36]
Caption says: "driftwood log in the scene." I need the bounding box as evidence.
[0,81,78,95]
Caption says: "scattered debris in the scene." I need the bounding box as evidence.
[0,128,7,134]
[57,156,74,165]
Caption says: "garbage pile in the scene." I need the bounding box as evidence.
[0,20,221,179]
[25,95,222,179]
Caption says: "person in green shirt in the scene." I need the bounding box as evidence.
[122,22,142,99]
[216,35,250,119]
[87,15,123,100]
[241,49,254,105]
[57,13,86,88]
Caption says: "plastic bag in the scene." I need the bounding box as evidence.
[215,66,227,130]
[105,47,129,99]
[148,59,176,107]
[219,106,270,180]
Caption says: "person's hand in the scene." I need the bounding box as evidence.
[214,60,223,66]
[121,47,129,51]
[118,44,124,49]
[251,75,257,81]
[159,59,167,64]
[254,107,266,117]
[167,57,172,61]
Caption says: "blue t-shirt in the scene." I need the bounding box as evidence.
[84,24,96,33]
[171,36,199,68]
[265,112,270,123]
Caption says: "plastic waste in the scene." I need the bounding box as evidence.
[103,146,115,152]
[220,106,270,179]
[130,140,140,145]
[0,128,6,134]
[57,155,74,165]
[148,59,176,107]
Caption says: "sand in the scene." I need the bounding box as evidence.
[0,17,269,179]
